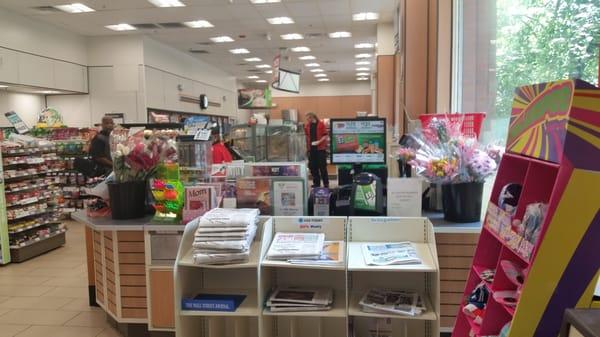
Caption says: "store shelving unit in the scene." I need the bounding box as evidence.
[174,217,269,337]
[347,217,440,337]
[1,143,66,262]
[260,216,347,337]
[0,151,10,264]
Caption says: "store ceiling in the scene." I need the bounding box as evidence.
[0,0,395,85]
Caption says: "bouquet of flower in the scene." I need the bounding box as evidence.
[111,128,178,183]
[394,147,416,162]
[402,117,499,184]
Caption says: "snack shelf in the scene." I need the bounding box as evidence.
[8,220,61,234]
[10,227,66,249]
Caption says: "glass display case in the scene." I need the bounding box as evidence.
[229,124,306,162]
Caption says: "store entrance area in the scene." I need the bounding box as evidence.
[0,221,120,337]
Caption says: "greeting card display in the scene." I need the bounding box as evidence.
[236,178,272,215]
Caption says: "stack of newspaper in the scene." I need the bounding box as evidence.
[361,242,421,266]
[266,232,325,261]
[192,208,259,265]
[359,288,426,316]
[266,287,333,312]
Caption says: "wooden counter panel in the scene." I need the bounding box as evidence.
[96,290,104,304]
[119,264,145,275]
[122,308,147,319]
[149,269,175,329]
[106,280,116,294]
[441,316,457,329]
[108,300,117,316]
[122,297,147,308]
[440,269,470,281]
[120,275,146,286]
[436,233,480,245]
[439,256,474,269]
[437,244,477,257]
[104,231,113,240]
[118,253,145,264]
[118,241,145,253]
[441,304,460,316]
[117,231,144,242]
[441,292,464,304]
[441,280,468,293]
[121,286,147,297]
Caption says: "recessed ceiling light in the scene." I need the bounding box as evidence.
[264,70,273,74]
[0,85,9,88]
[148,0,185,7]
[310,69,324,73]
[356,67,370,71]
[256,64,271,69]
[291,46,311,52]
[210,36,234,43]
[314,73,327,78]
[353,12,379,21]
[256,80,268,83]
[299,55,316,60]
[356,61,371,65]
[354,43,374,49]
[329,31,352,38]
[54,3,95,13]
[250,0,281,3]
[356,72,369,76]
[305,63,320,67]
[183,20,213,28]
[244,57,262,62]
[281,33,303,40]
[105,23,137,31]
[317,78,330,82]
[267,17,294,25]
[229,48,250,54]
[247,75,259,79]
[37,90,61,94]
[357,77,369,81]
[355,53,372,58]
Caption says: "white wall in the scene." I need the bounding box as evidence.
[0,8,87,65]
[87,36,144,67]
[271,82,372,97]
[0,91,45,128]
[46,94,92,127]
[377,22,396,56]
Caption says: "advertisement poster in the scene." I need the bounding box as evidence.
[252,165,300,177]
[353,181,377,211]
[330,119,386,163]
[238,88,272,109]
[272,180,305,216]
[386,178,422,217]
[236,178,272,215]
[183,186,215,224]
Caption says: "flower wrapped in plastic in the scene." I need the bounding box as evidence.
[401,117,499,184]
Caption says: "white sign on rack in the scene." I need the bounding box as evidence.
[272,180,305,216]
[386,178,422,217]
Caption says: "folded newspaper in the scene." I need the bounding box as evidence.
[359,288,426,316]
[198,208,260,227]
[266,232,325,260]
[287,241,344,266]
[266,287,333,312]
[362,242,421,266]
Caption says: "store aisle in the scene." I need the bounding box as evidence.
[0,221,122,337]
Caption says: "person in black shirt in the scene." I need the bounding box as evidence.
[89,116,114,175]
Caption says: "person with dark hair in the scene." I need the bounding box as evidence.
[211,128,233,164]
[304,112,329,188]
[89,116,114,175]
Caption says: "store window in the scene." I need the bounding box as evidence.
[452,0,600,143]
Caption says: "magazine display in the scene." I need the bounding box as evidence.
[359,288,426,316]
[182,186,216,224]
[192,208,259,265]
[266,232,325,260]
[266,287,333,312]
[288,241,344,266]
[236,178,272,215]
[362,242,421,266]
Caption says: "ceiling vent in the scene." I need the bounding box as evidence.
[236,63,249,66]
[31,6,61,14]
[306,33,323,39]
[188,49,209,54]
[158,22,187,29]
[132,23,161,29]
[247,69,261,73]
[322,60,334,64]
[196,42,215,46]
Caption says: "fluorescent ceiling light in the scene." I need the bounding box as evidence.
[291,46,310,52]
[317,78,330,82]
[256,64,271,69]
[244,57,262,62]
[148,0,185,7]
[299,55,316,60]
[356,72,369,76]
[264,70,273,74]
[329,31,352,38]
[183,20,213,28]
[37,90,61,94]
[0,85,8,88]
[353,12,379,21]
[267,17,294,25]
[305,63,320,67]
[210,36,234,43]
[105,23,136,31]
[310,69,324,73]
[355,53,372,58]
[354,43,374,49]
[250,0,281,3]
[54,3,95,13]
[247,75,259,79]
[256,80,268,83]
[356,61,371,65]
[314,73,327,78]
[356,67,370,71]
[357,77,369,81]
[281,33,303,40]
[229,48,250,54]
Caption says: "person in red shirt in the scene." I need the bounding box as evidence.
[211,129,233,164]
[304,112,329,188]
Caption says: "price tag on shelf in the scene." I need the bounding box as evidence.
[194,129,211,141]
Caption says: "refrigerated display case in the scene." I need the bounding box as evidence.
[229,124,306,162]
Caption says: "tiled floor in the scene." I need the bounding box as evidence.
[0,221,123,337]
